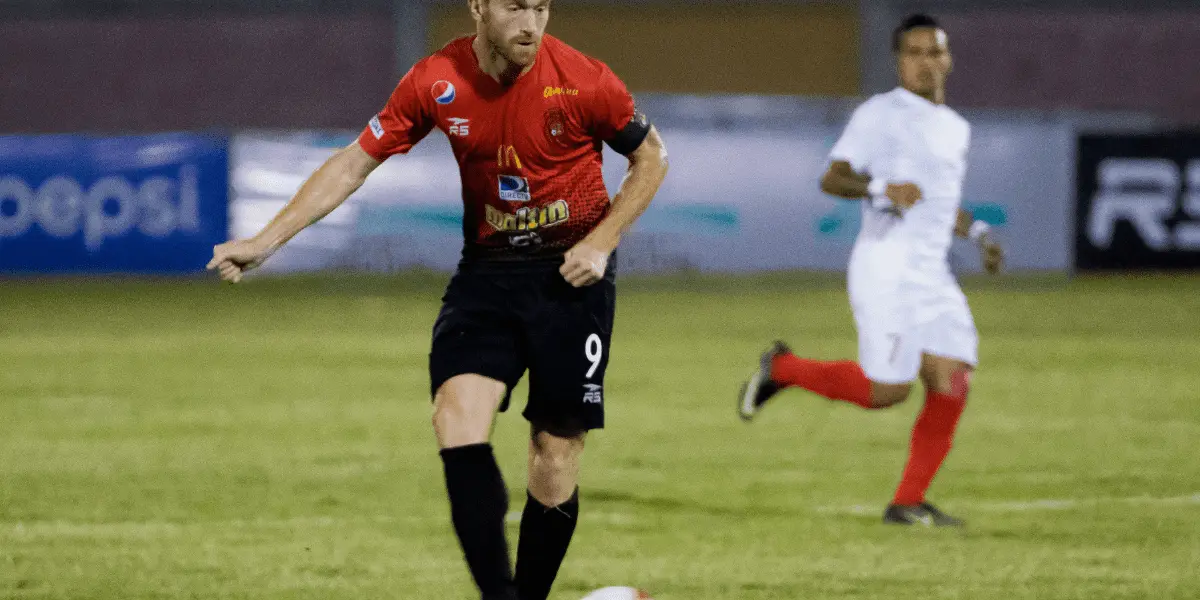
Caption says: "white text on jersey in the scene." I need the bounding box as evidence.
[448,118,470,137]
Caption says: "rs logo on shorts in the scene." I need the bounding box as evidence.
[582,383,603,404]
[498,175,531,202]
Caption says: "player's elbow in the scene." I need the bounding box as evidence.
[655,147,670,177]
[330,143,377,189]
[819,171,861,200]
[637,126,669,173]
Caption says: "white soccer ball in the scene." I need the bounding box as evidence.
[580,587,653,600]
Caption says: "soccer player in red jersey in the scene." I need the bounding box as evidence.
[207,1,669,598]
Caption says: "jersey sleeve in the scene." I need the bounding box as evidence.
[828,100,882,174]
[588,65,649,154]
[357,64,436,162]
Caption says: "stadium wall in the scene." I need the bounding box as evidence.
[935,9,1200,125]
[6,95,1187,276]
[426,2,862,98]
[2,0,1191,275]
[224,97,1077,275]
[0,13,395,133]
[4,1,1197,130]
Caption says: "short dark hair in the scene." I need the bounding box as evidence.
[892,13,941,52]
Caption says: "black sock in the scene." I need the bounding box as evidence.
[515,488,580,600]
[439,444,516,600]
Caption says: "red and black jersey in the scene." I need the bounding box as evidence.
[357,34,645,262]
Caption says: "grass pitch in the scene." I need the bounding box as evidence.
[2,272,1198,599]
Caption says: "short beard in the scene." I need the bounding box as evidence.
[489,39,525,81]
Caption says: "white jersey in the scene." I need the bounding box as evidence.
[828,87,978,382]
[829,87,971,287]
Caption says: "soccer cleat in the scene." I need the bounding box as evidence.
[737,341,791,422]
[883,504,932,526]
[918,502,964,527]
[882,502,964,527]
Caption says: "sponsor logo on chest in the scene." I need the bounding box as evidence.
[431,80,457,105]
[544,86,579,99]
[485,200,569,233]
[498,175,530,202]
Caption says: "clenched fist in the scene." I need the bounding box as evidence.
[207,239,272,283]
[559,242,610,288]
[980,236,1005,275]
[886,182,923,210]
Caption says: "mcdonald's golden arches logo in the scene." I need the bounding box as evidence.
[497,145,523,170]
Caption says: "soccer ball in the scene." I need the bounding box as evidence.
[580,587,653,600]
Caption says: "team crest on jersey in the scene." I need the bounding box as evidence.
[544,108,567,145]
[431,80,457,104]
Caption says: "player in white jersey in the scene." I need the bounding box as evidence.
[737,14,1004,526]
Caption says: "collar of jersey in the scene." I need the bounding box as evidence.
[892,86,943,109]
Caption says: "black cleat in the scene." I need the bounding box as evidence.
[918,502,965,527]
[883,502,964,527]
[737,341,791,422]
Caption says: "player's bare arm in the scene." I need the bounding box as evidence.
[560,125,668,287]
[207,142,381,283]
[819,160,870,198]
[820,160,922,210]
[954,207,1004,274]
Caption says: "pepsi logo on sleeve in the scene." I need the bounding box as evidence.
[431,80,457,105]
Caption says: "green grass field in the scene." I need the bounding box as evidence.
[3,272,1199,600]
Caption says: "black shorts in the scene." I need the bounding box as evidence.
[428,260,616,431]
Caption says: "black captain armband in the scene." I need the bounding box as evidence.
[605,110,652,155]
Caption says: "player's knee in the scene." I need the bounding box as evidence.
[533,448,576,477]
[431,376,505,446]
[532,434,586,467]
[922,364,972,397]
[531,428,585,474]
[430,398,457,433]
[869,382,912,408]
[528,429,585,506]
[431,394,473,442]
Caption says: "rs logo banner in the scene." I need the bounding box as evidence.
[1076,134,1200,269]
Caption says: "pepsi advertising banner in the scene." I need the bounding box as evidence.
[0,133,228,274]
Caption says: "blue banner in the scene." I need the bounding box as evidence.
[0,133,228,274]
